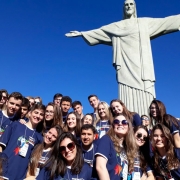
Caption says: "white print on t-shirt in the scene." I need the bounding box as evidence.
[119,149,128,180]
[29,136,35,146]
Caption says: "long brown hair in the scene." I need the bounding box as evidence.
[43,103,63,132]
[134,125,151,172]
[110,99,133,123]
[107,114,138,172]
[47,132,84,180]
[28,125,63,176]
[151,123,180,171]
[149,100,179,129]
[63,112,81,137]
[0,153,8,176]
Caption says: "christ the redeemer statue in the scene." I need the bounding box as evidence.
[66,0,180,115]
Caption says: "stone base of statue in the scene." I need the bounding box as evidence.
[118,83,155,115]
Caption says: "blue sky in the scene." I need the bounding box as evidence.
[0,0,180,117]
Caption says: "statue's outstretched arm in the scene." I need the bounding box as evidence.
[65,31,82,37]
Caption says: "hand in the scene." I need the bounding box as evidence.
[19,119,27,124]
[65,31,82,37]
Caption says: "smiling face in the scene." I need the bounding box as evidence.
[45,105,54,121]
[89,97,99,109]
[113,115,129,138]
[73,104,83,115]
[29,109,44,125]
[98,104,107,120]
[135,128,148,147]
[111,101,123,116]
[60,138,77,166]
[153,129,167,150]
[67,114,77,130]
[83,115,93,125]
[44,127,58,147]
[81,128,95,147]
[6,97,22,117]
[150,103,160,119]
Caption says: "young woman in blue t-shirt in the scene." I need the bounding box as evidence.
[95,101,112,139]
[63,112,81,139]
[151,123,180,180]
[81,113,94,125]
[96,114,138,180]
[25,125,63,179]
[43,103,63,133]
[0,104,45,180]
[110,99,142,127]
[129,125,155,180]
[149,99,180,148]
[37,132,92,180]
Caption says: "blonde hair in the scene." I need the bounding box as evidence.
[96,102,111,125]
[107,114,138,172]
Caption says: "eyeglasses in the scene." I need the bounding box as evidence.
[59,142,75,153]
[113,119,129,126]
[45,110,54,115]
[136,133,148,142]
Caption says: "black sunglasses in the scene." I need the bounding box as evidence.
[113,119,129,125]
[136,133,148,142]
[59,142,75,153]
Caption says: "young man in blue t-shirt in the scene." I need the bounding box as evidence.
[88,94,100,123]
[0,92,23,137]
[60,96,72,122]
[81,124,98,179]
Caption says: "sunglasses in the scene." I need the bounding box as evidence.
[59,142,75,153]
[136,133,148,142]
[113,119,129,125]
[142,117,149,120]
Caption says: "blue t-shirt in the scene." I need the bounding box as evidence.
[37,162,93,180]
[128,155,153,179]
[95,135,128,180]
[34,149,51,178]
[95,120,110,139]
[154,148,180,180]
[170,120,180,135]
[0,121,42,180]
[0,110,16,137]
[0,153,8,180]
[132,113,142,127]
[82,143,97,167]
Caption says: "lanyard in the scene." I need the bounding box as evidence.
[67,168,78,180]
[23,125,35,142]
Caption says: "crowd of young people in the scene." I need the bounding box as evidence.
[0,89,180,180]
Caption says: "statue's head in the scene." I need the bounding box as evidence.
[123,0,137,19]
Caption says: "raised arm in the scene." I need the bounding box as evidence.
[65,31,82,37]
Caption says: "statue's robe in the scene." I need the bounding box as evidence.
[81,15,180,114]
